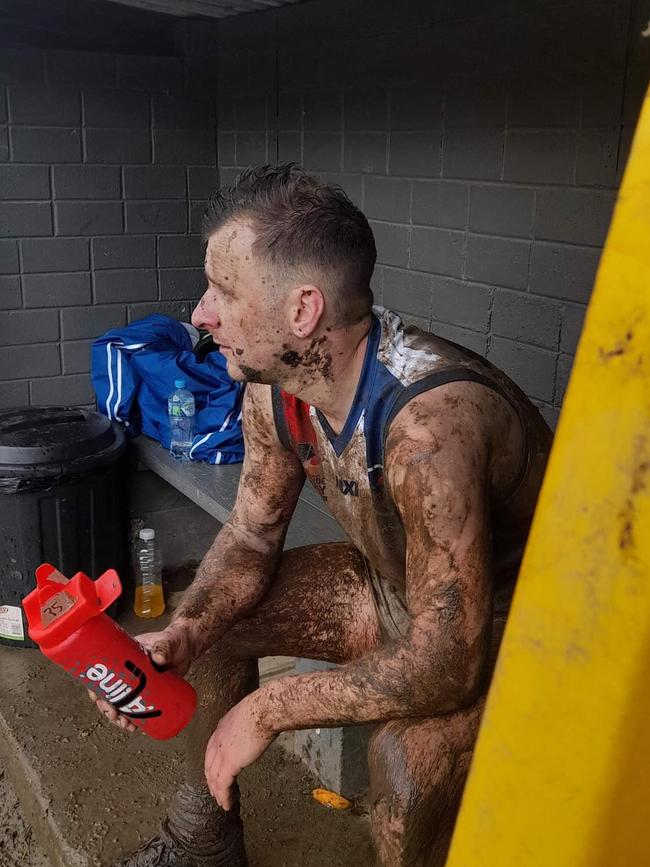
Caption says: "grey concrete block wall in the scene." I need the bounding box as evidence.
[215,0,649,430]
[205,0,650,795]
[0,49,216,408]
[1,0,649,429]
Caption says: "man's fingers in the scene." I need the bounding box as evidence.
[92,696,135,731]
[205,754,236,812]
[91,693,118,723]
[150,639,172,666]
[88,683,137,733]
[134,627,191,675]
[98,699,118,721]
[213,778,234,812]
[220,787,234,812]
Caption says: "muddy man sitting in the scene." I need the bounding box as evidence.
[89,164,552,867]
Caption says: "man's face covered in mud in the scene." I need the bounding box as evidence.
[192,220,290,384]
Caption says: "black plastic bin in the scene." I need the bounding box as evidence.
[0,407,127,648]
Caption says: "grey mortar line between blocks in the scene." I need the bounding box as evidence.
[550,349,563,408]
[461,180,472,283]
[385,85,392,178]
[557,305,567,357]
[614,0,635,178]
[274,11,280,164]
[17,237,25,309]
[486,286,495,357]
[502,75,510,185]
[79,90,86,163]
[524,188,537,294]
[406,180,414,271]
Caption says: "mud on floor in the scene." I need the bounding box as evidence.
[240,737,374,867]
[1,621,374,867]
[1,741,374,867]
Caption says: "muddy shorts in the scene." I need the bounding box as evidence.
[363,558,412,641]
[364,556,514,661]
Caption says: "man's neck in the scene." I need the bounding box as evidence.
[284,316,373,435]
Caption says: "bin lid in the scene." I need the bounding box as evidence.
[0,407,119,466]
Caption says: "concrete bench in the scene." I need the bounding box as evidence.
[131,435,370,798]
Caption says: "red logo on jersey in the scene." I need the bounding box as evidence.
[280,392,325,494]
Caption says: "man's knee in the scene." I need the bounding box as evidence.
[187,642,258,710]
[183,644,259,786]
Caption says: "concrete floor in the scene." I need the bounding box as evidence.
[0,621,373,867]
[0,768,49,867]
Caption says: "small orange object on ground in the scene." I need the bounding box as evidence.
[311,788,353,810]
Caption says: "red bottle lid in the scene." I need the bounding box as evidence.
[23,564,121,649]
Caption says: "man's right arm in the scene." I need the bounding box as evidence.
[159,382,305,665]
[89,383,304,731]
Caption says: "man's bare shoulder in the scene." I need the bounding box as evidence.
[384,380,522,500]
[387,380,497,453]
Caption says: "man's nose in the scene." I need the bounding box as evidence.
[191,293,219,330]
[190,302,204,329]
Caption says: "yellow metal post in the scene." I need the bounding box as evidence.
[446,87,650,867]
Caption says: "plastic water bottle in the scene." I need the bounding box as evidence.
[134,528,165,619]
[168,378,195,461]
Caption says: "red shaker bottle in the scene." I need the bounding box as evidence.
[22,563,196,740]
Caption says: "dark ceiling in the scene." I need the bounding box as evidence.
[0,0,196,55]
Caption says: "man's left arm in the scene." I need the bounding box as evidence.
[206,390,495,807]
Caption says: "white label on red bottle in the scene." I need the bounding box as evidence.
[0,605,25,641]
[40,590,75,626]
[82,662,159,715]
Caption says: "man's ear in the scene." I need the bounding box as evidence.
[287,284,325,338]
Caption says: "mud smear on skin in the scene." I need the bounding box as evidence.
[280,337,334,381]
[366,591,510,867]
[180,539,385,800]
[224,228,238,254]
[223,542,384,665]
[240,365,264,382]
[175,385,302,628]
[280,349,300,367]
[178,629,374,863]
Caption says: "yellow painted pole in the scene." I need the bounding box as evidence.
[446,86,650,867]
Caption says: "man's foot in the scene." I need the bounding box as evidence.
[117,783,247,867]
[117,818,247,867]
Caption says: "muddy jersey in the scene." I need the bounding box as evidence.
[272,307,552,633]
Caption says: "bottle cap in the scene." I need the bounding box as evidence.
[139,528,155,541]
[174,379,186,389]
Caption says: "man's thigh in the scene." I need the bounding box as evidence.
[220,542,384,664]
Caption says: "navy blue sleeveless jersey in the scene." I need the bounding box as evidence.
[272,307,552,628]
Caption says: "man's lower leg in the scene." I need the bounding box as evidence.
[118,646,258,867]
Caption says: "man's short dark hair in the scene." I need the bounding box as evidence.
[203,163,376,323]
